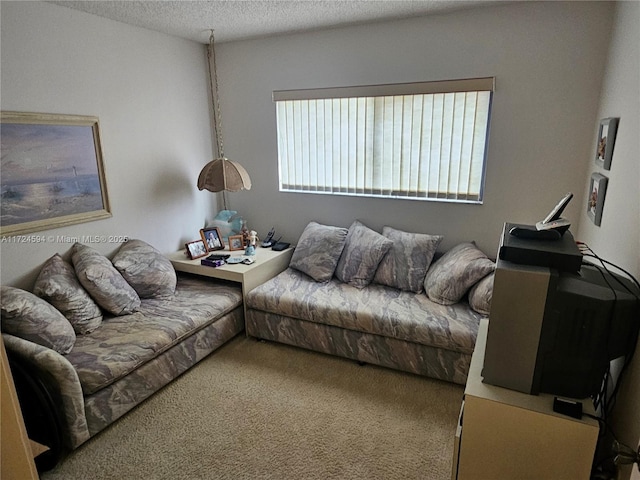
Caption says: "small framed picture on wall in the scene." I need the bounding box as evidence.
[587,173,608,226]
[594,117,619,170]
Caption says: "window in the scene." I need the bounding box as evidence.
[273,77,494,203]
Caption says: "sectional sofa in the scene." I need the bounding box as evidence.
[1,223,495,471]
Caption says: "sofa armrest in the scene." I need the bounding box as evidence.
[2,334,90,450]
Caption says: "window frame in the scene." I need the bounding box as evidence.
[273,77,495,204]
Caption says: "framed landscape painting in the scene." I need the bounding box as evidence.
[1,112,111,236]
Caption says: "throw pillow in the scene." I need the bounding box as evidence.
[424,242,495,305]
[373,226,443,293]
[335,220,393,288]
[112,239,177,298]
[468,272,495,316]
[0,286,76,354]
[33,254,103,334]
[71,243,141,316]
[289,222,349,282]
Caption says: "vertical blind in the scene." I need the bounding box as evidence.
[273,77,494,202]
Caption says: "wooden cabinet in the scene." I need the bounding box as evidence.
[452,319,599,480]
[1,341,45,480]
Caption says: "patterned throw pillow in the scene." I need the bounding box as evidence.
[289,222,349,282]
[112,239,177,298]
[424,242,495,305]
[468,272,495,316]
[71,243,141,316]
[335,221,394,288]
[34,254,103,334]
[373,227,443,293]
[1,286,76,354]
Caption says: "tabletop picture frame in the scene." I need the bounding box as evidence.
[228,234,245,251]
[594,117,619,170]
[587,173,608,226]
[200,227,224,251]
[185,239,208,259]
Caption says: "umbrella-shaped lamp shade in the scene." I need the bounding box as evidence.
[197,157,252,192]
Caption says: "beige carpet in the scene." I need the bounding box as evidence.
[42,335,463,479]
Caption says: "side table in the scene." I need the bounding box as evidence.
[166,246,294,315]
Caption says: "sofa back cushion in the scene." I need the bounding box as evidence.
[373,227,443,293]
[33,254,103,334]
[468,272,494,316]
[72,243,141,315]
[335,221,393,288]
[112,239,177,299]
[424,242,495,305]
[289,222,349,282]
[1,286,76,354]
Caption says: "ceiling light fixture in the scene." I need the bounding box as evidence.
[197,29,251,209]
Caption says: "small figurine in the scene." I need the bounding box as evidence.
[245,230,258,256]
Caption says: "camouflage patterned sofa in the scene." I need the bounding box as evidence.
[1,240,243,469]
[246,221,495,385]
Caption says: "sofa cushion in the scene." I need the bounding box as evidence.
[65,275,243,395]
[289,221,348,282]
[335,221,393,288]
[71,243,141,316]
[0,286,76,354]
[468,272,494,316]
[112,239,177,298]
[424,242,495,305]
[33,254,103,334]
[246,268,482,354]
[373,227,443,293]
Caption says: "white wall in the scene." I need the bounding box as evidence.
[216,1,614,257]
[574,3,640,478]
[1,0,638,473]
[0,1,216,288]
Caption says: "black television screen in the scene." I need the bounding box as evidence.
[535,264,640,399]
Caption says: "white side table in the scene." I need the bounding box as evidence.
[166,246,294,316]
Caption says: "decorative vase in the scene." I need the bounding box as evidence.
[206,210,244,244]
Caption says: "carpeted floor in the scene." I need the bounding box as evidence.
[42,335,464,479]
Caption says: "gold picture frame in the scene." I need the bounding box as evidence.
[228,234,245,251]
[1,111,111,236]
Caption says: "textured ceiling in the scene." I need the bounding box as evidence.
[49,0,502,44]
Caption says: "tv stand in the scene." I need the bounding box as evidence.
[451,319,599,479]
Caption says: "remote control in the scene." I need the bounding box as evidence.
[509,226,561,241]
[207,253,230,260]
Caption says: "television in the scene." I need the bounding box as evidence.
[482,227,640,399]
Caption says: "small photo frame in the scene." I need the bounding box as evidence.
[200,227,224,251]
[228,234,245,251]
[185,239,208,259]
[595,117,619,170]
[587,173,608,226]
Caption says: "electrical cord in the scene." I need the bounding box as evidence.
[574,242,640,475]
[583,253,639,420]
